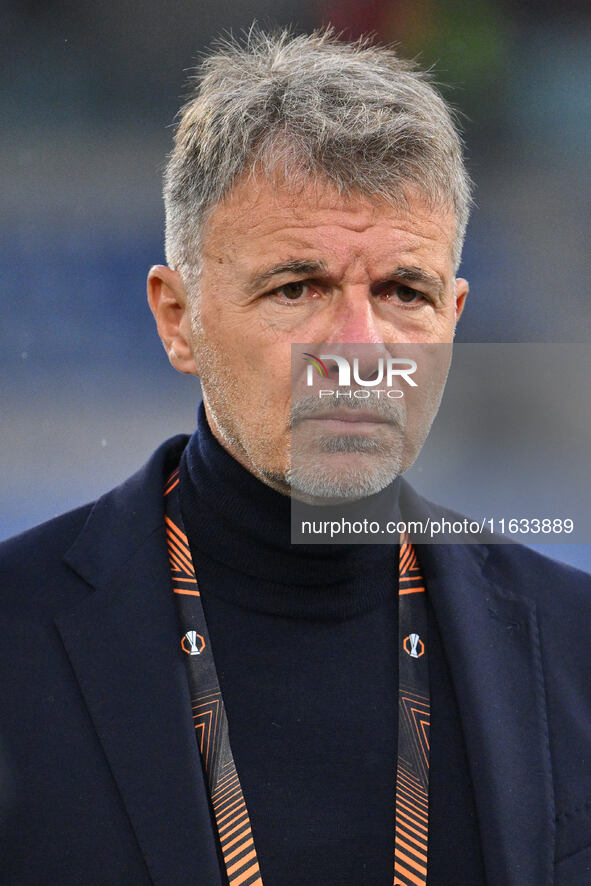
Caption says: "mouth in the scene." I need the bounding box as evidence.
[303,410,393,426]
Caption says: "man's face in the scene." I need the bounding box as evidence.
[178,175,467,497]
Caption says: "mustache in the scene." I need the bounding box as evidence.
[289,393,405,429]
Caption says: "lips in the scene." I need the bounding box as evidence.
[305,410,390,424]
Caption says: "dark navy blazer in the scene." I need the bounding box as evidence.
[1,435,591,886]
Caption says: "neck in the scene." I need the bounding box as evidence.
[202,394,293,497]
[177,403,401,618]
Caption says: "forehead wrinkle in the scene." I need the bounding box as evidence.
[202,184,456,289]
[212,230,452,295]
[207,190,396,250]
[205,171,457,248]
[239,213,452,262]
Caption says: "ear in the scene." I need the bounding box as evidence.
[454,277,469,323]
[147,265,199,376]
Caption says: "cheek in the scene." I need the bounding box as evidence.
[257,369,293,422]
[198,300,292,420]
[431,303,458,337]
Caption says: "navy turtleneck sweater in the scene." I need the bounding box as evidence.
[178,405,485,885]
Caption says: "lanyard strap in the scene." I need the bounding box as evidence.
[164,467,430,886]
[395,539,430,886]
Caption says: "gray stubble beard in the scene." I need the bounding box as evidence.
[287,394,407,501]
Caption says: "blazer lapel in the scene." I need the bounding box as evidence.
[55,437,224,886]
[418,539,556,886]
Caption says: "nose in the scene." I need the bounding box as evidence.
[328,289,383,344]
[316,289,392,385]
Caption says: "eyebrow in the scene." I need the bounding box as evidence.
[245,260,328,295]
[245,260,445,299]
[388,266,445,298]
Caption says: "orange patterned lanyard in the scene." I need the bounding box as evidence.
[165,467,430,886]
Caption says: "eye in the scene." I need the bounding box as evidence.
[383,284,427,305]
[397,286,422,303]
[270,281,315,302]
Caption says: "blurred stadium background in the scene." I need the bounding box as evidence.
[2,0,590,569]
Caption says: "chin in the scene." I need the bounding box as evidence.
[287,453,403,503]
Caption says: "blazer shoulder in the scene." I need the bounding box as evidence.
[0,503,96,620]
[401,478,591,650]
[0,434,190,620]
[484,542,591,608]
[0,502,93,561]
[400,478,591,604]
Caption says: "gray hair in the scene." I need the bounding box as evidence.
[164,27,473,288]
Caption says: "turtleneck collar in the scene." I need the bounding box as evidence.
[178,403,400,618]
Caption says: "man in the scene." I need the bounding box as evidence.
[1,28,590,886]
